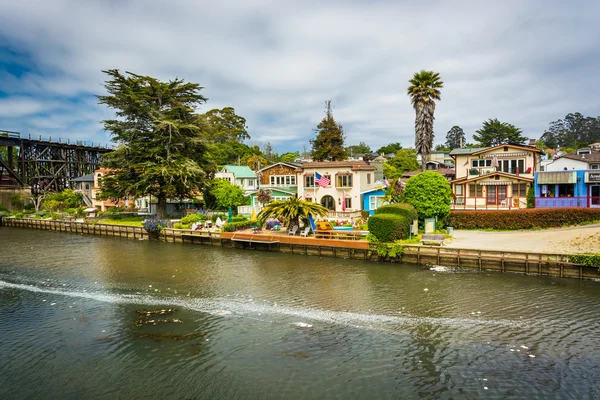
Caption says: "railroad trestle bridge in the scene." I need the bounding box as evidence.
[0,129,112,191]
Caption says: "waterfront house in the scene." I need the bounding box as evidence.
[90,169,136,212]
[247,161,300,210]
[296,161,377,219]
[215,165,257,195]
[72,173,94,207]
[534,147,600,208]
[449,144,543,209]
[361,186,386,215]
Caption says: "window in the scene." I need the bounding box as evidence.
[369,196,383,210]
[270,175,296,186]
[472,159,492,168]
[305,175,315,187]
[367,173,371,184]
[85,183,90,190]
[469,184,483,197]
[558,184,575,197]
[455,185,463,195]
[591,164,600,170]
[498,159,525,174]
[336,175,353,187]
[345,197,352,209]
[513,183,527,197]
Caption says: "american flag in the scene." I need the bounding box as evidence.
[314,172,330,188]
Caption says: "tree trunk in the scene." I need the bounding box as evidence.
[156,196,168,220]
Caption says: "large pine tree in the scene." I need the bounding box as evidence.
[473,119,527,147]
[310,101,348,161]
[97,69,215,219]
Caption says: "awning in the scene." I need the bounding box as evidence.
[478,181,511,186]
[537,171,577,184]
[482,152,529,158]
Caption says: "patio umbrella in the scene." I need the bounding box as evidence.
[491,155,498,170]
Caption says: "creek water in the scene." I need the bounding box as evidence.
[1,227,600,399]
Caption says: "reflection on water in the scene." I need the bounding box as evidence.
[1,227,600,399]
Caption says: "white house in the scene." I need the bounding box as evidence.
[215,165,258,194]
[296,161,378,218]
[543,148,600,171]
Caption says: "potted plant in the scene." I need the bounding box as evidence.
[143,215,167,240]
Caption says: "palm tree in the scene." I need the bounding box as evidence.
[407,70,443,169]
[257,196,328,227]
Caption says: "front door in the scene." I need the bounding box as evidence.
[486,185,507,205]
[591,185,600,208]
[320,195,336,211]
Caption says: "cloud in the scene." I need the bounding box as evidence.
[1,0,600,151]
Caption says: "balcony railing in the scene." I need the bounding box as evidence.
[327,210,362,219]
[535,196,599,208]
[451,196,526,210]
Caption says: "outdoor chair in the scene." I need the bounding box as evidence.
[288,225,299,235]
[300,227,310,237]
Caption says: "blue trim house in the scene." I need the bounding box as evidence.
[361,187,386,215]
[534,170,600,208]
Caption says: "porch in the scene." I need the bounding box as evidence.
[535,196,600,208]
[452,196,527,210]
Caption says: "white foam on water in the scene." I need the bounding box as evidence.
[0,279,532,331]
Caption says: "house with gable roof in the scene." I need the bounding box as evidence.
[214,165,257,195]
[449,144,543,209]
[296,160,378,218]
[248,161,300,209]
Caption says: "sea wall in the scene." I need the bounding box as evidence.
[2,217,599,280]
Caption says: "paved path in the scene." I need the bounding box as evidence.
[446,224,600,254]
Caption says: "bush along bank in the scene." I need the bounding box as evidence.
[445,208,600,230]
[368,204,416,242]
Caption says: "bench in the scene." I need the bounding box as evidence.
[421,234,445,246]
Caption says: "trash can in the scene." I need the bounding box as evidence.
[447,226,453,236]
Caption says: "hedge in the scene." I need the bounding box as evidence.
[221,220,256,232]
[368,213,411,242]
[445,208,600,230]
[375,203,418,221]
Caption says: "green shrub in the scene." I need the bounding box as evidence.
[368,213,411,242]
[181,214,204,224]
[221,220,255,232]
[24,203,35,211]
[0,205,8,212]
[41,189,83,211]
[10,194,23,208]
[445,208,600,230]
[14,212,24,218]
[401,172,452,220]
[361,210,370,220]
[569,254,600,268]
[375,203,418,221]
[173,223,184,229]
[231,215,248,222]
[526,186,535,208]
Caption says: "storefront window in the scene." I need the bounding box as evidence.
[558,184,575,197]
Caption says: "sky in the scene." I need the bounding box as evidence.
[1,0,600,153]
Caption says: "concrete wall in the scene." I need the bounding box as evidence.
[0,188,32,211]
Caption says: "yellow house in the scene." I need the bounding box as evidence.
[449,144,543,209]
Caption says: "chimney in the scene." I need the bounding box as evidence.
[528,139,536,146]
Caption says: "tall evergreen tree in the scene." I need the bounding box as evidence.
[473,119,527,147]
[445,125,466,149]
[407,70,443,169]
[97,69,215,219]
[310,101,348,161]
